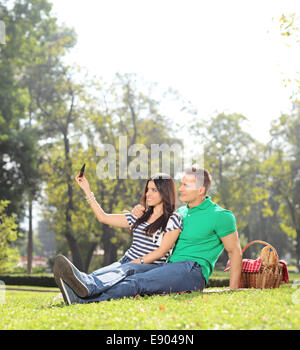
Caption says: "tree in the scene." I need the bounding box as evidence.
[0,200,19,273]
[85,73,183,268]
[265,109,300,267]
[263,12,300,266]
[40,72,184,272]
[33,70,86,269]
[0,0,77,273]
[36,219,56,257]
[191,113,267,237]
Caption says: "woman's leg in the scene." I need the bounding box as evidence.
[90,262,122,277]
[54,254,161,300]
[87,262,160,297]
[90,255,131,277]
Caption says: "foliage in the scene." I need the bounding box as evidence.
[39,72,183,271]
[1,1,300,272]
[0,0,72,216]
[189,111,300,262]
[190,113,266,247]
[0,200,20,273]
[264,110,300,265]
[0,0,77,273]
[279,13,300,104]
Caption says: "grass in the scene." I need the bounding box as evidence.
[1,282,300,330]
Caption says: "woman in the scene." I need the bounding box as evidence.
[75,172,182,274]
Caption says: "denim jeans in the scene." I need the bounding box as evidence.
[80,260,160,297]
[75,260,205,304]
[90,255,132,277]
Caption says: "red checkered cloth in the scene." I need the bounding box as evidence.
[279,260,289,283]
[224,258,289,283]
[224,258,262,273]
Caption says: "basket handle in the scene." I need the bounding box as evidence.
[242,240,279,262]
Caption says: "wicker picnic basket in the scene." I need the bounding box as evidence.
[239,240,284,289]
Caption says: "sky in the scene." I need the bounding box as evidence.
[49,0,300,144]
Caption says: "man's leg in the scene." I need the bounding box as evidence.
[78,260,205,304]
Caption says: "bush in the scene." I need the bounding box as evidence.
[0,274,56,287]
[207,279,229,287]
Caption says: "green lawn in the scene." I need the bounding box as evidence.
[1,283,299,330]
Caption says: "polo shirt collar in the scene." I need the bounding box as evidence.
[186,196,212,211]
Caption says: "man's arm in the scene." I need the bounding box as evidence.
[220,230,242,289]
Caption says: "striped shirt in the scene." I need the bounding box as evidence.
[124,212,183,264]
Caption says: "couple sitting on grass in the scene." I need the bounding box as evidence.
[53,166,242,305]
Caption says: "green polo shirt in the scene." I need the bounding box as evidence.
[168,196,237,284]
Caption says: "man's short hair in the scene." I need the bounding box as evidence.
[184,166,212,194]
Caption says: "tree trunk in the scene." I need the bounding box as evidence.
[27,198,33,274]
[98,82,137,267]
[64,232,83,269]
[64,156,83,270]
[61,97,84,270]
[296,228,300,271]
[84,242,98,273]
[101,226,118,267]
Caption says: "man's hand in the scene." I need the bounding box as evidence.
[131,204,145,218]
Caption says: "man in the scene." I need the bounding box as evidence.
[54,167,242,305]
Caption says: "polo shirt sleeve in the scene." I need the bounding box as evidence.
[164,212,183,232]
[215,210,237,238]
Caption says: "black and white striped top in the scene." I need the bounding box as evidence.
[124,212,183,264]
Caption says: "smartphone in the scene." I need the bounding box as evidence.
[79,163,86,178]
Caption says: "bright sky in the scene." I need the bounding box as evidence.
[50,0,300,144]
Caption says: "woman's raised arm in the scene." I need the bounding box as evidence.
[75,174,130,228]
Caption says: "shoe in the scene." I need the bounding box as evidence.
[53,265,69,304]
[60,278,80,305]
[53,254,89,298]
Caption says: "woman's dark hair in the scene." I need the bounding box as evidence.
[130,173,176,237]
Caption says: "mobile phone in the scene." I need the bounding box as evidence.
[79,163,86,177]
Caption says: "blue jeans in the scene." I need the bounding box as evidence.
[79,260,160,297]
[90,255,132,277]
[75,260,205,303]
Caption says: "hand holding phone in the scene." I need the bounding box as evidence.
[76,164,90,195]
[79,163,86,178]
